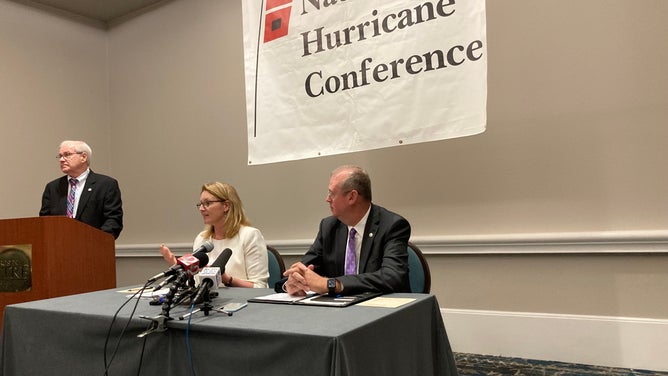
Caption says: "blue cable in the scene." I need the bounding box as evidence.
[186,303,197,376]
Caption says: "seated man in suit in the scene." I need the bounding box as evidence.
[282,165,410,296]
[40,140,123,239]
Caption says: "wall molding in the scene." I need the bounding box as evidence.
[442,308,668,372]
[115,230,668,257]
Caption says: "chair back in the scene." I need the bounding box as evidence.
[266,245,286,288]
[407,242,431,293]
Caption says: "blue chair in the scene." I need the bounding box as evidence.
[407,242,431,293]
[266,245,286,288]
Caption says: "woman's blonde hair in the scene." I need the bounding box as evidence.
[199,182,250,239]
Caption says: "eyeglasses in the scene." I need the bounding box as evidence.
[57,152,83,160]
[326,190,352,200]
[196,200,225,209]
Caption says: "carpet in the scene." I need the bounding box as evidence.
[454,353,668,376]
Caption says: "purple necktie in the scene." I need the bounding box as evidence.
[67,178,77,218]
[345,227,357,275]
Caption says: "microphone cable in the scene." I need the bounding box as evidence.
[134,334,149,376]
[186,300,198,376]
[102,280,151,376]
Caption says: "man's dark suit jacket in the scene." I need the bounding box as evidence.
[39,170,123,239]
[302,203,411,295]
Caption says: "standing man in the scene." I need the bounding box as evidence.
[282,165,411,296]
[40,140,123,239]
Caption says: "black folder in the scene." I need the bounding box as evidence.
[248,291,381,307]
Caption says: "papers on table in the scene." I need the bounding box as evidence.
[119,287,170,299]
[249,292,318,303]
[357,297,416,308]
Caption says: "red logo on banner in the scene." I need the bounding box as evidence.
[264,1,292,43]
[266,0,292,9]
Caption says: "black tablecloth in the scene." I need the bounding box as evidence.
[1,287,458,376]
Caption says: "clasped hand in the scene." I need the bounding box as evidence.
[283,262,327,296]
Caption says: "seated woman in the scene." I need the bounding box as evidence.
[161,182,269,288]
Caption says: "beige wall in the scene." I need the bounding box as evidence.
[2,0,668,319]
[1,0,111,212]
[108,0,668,244]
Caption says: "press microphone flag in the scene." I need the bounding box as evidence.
[194,267,221,289]
[194,248,232,287]
[148,252,209,283]
[193,248,232,303]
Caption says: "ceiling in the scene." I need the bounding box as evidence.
[12,0,168,26]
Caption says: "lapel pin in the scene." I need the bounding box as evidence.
[88,188,92,191]
[369,232,374,237]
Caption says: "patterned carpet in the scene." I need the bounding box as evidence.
[454,353,668,376]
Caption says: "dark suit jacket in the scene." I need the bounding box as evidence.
[301,204,411,294]
[39,170,123,239]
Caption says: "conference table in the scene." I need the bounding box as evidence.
[0,286,458,376]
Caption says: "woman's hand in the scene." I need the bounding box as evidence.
[159,244,177,266]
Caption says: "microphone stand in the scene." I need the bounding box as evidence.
[178,285,230,320]
[179,283,213,320]
[138,271,190,337]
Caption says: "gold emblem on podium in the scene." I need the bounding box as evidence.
[0,245,32,292]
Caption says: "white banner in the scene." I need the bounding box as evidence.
[242,0,487,165]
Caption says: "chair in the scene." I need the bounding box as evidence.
[266,245,286,288]
[407,242,431,293]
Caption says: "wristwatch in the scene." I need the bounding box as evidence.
[327,278,337,296]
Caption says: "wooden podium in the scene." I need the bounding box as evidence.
[0,216,116,328]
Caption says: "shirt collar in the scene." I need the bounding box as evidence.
[70,168,90,183]
[348,206,371,236]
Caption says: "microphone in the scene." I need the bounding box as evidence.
[152,274,176,291]
[213,248,233,273]
[193,240,214,255]
[148,252,209,283]
[193,248,232,304]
